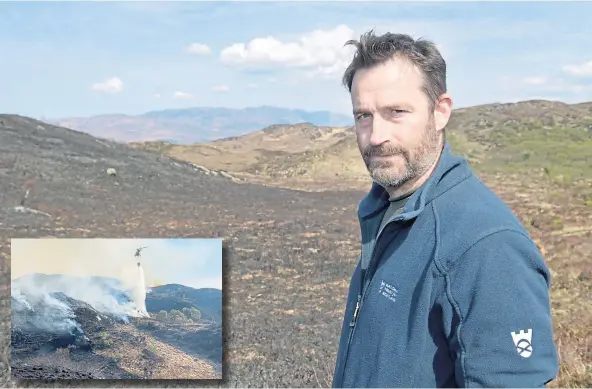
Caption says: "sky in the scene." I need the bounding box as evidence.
[10,238,223,290]
[1,1,592,119]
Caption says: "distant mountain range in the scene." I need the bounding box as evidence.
[50,106,353,144]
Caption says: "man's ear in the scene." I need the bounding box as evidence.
[434,93,453,132]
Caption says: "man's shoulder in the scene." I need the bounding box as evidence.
[429,173,537,272]
[432,171,526,232]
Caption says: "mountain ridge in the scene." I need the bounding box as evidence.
[129,99,592,192]
[47,105,353,144]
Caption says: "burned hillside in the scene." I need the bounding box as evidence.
[10,272,222,380]
[0,114,364,386]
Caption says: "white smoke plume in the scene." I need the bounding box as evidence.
[12,283,82,335]
[11,239,157,335]
[12,273,139,317]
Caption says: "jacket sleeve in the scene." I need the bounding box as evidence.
[446,229,559,388]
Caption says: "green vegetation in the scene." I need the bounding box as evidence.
[448,122,592,185]
[96,330,113,348]
[153,307,201,325]
[230,102,592,189]
[147,342,157,353]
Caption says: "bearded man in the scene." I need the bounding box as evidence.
[332,30,559,388]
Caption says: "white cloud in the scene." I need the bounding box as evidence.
[91,77,123,93]
[247,83,259,89]
[173,91,195,100]
[522,77,548,85]
[220,24,356,79]
[562,60,592,77]
[153,93,162,98]
[212,85,230,92]
[185,42,211,55]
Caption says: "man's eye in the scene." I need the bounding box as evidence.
[391,109,406,115]
[355,113,371,121]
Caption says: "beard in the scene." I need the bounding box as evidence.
[360,120,442,190]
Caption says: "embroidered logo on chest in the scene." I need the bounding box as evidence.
[378,280,398,303]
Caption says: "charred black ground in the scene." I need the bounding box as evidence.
[10,272,222,381]
[0,115,364,387]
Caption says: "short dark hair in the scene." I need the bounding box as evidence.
[342,30,447,110]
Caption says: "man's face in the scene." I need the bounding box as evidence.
[350,57,449,190]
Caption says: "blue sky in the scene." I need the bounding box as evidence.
[11,238,223,290]
[1,1,592,119]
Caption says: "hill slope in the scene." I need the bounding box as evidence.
[147,284,222,323]
[135,100,592,191]
[0,114,365,387]
[51,106,353,144]
[11,273,222,379]
[129,123,354,176]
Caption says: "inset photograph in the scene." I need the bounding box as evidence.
[10,238,223,381]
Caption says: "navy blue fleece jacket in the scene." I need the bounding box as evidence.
[332,142,558,388]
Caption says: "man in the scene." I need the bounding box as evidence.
[332,30,559,388]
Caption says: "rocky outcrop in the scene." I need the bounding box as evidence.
[184,162,240,182]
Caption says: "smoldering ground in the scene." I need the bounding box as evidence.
[10,239,158,338]
[11,272,141,336]
[10,238,222,336]
[10,239,224,381]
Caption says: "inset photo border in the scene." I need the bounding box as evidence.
[10,238,223,381]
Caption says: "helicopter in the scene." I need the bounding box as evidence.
[134,246,148,266]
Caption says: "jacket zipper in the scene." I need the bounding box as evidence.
[338,216,400,386]
[349,268,365,328]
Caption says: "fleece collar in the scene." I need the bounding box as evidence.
[358,141,471,222]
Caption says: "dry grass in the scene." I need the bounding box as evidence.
[485,175,592,387]
[99,325,217,379]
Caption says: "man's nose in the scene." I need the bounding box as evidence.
[369,117,390,146]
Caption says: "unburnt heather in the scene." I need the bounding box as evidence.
[131,100,592,192]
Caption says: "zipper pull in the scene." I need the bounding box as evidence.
[349,294,361,327]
